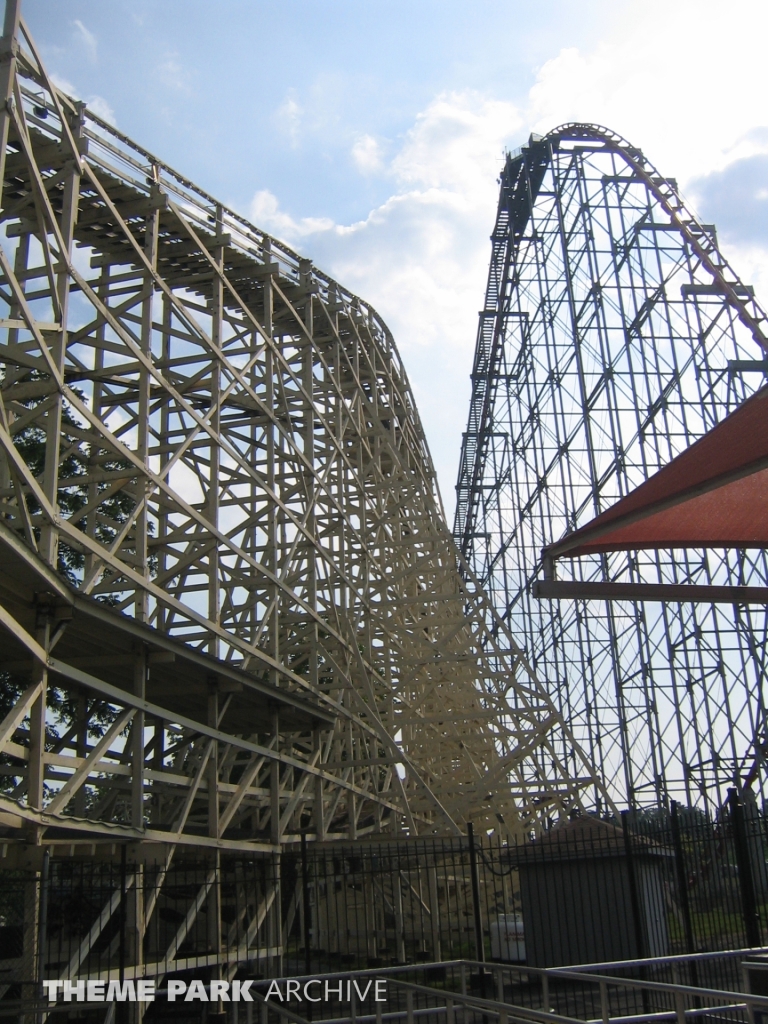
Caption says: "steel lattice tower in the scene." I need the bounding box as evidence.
[455,124,768,813]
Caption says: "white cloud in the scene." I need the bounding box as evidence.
[352,134,383,174]
[50,72,78,98]
[276,94,303,147]
[720,128,768,171]
[249,91,521,514]
[392,93,516,192]
[156,54,193,94]
[524,0,768,389]
[254,89,520,337]
[50,72,116,126]
[273,75,350,150]
[689,152,768,249]
[249,189,334,238]
[72,19,97,62]
[527,0,768,188]
[85,94,117,126]
[245,3,768,515]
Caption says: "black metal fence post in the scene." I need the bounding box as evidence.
[36,848,49,1022]
[301,832,311,975]
[467,822,487,1003]
[621,810,646,958]
[671,802,696,954]
[622,810,650,1016]
[467,823,485,964]
[119,844,127,976]
[119,844,127,1024]
[671,801,698,986]
[729,788,761,947]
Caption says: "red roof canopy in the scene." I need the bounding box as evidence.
[547,386,768,559]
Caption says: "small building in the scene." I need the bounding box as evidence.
[517,817,671,967]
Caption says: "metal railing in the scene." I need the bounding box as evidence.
[246,953,768,1024]
[5,808,768,1007]
[9,949,768,1023]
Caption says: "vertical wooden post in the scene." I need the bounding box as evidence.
[40,102,83,568]
[156,291,172,633]
[28,601,51,832]
[208,685,220,838]
[152,717,164,826]
[208,203,224,658]
[74,694,87,818]
[132,648,146,830]
[313,728,325,841]
[0,0,21,196]
[271,708,281,843]
[136,171,159,623]
[348,718,357,841]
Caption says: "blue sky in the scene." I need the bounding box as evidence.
[24,0,768,518]
[25,1,618,221]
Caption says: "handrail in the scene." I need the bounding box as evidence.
[25,954,768,1024]
[244,950,768,1024]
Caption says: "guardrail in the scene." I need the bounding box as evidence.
[11,950,768,1024]
[243,951,768,1024]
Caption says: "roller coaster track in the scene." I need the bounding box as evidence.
[0,1,608,869]
[456,121,768,810]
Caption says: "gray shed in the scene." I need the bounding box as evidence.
[517,817,672,968]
